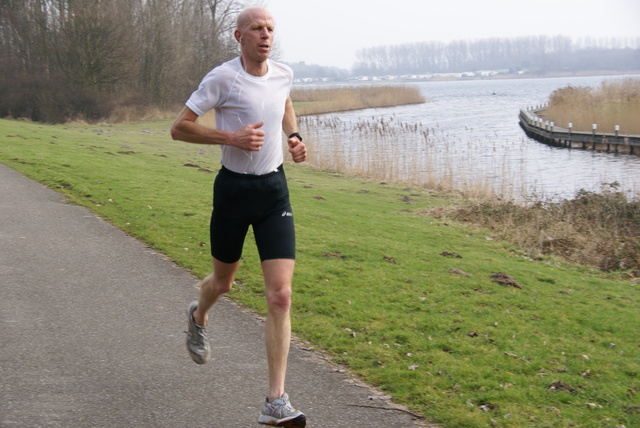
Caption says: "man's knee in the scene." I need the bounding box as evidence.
[207,257,240,294]
[262,258,294,311]
[266,286,292,312]
[214,278,234,294]
[201,272,233,294]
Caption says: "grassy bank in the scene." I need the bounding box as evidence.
[1,118,638,427]
[291,85,426,116]
[543,78,640,134]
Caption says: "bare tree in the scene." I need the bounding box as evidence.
[53,0,135,89]
[0,0,247,121]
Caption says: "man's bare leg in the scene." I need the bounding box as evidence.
[193,257,240,327]
[261,258,295,402]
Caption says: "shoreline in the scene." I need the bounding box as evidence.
[294,70,640,85]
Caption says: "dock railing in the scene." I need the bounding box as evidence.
[518,106,640,155]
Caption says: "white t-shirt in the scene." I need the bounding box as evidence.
[186,57,293,175]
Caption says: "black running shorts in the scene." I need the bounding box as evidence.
[210,165,295,263]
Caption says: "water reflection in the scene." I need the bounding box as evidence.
[298,75,640,201]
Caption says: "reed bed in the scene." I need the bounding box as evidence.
[442,183,640,276]
[543,78,640,134]
[291,85,425,116]
[298,114,530,201]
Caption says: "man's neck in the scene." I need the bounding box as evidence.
[240,55,268,77]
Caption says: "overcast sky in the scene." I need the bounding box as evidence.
[265,0,640,69]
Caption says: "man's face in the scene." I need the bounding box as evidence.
[239,10,274,63]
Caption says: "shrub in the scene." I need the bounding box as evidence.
[446,183,640,276]
[544,78,640,134]
[1,72,115,123]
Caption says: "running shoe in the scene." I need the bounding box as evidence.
[186,301,210,364]
[258,393,306,427]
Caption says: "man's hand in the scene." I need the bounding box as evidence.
[234,122,265,151]
[288,135,307,163]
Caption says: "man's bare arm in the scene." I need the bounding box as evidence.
[171,106,265,151]
[282,97,307,163]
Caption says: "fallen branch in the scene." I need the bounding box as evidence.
[347,403,425,419]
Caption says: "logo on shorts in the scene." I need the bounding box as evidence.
[281,211,293,217]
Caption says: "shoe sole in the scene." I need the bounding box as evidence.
[258,414,306,427]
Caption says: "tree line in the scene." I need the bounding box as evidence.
[353,36,640,76]
[3,2,639,122]
[0,0,247,122]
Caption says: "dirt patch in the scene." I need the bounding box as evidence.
[490,272,523,289]
[549,381,578,393]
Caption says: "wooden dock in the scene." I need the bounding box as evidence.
[519,107,640,155]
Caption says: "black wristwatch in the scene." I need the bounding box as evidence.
[288,132,303,141]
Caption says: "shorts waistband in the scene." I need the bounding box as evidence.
[220,165,283,179]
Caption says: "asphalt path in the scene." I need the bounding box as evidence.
[0,164,430,427]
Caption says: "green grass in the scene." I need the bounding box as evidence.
[1,118,639,427]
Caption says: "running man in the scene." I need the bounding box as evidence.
[170,6,307,427]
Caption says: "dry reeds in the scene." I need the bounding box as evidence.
[298,114,525,200]
[291,85,425,116]
[444,183,640,276]
[544,78,640,134]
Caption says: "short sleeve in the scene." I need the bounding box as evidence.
[185,66,229,117]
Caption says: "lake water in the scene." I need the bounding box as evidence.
[298,75,640,201]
